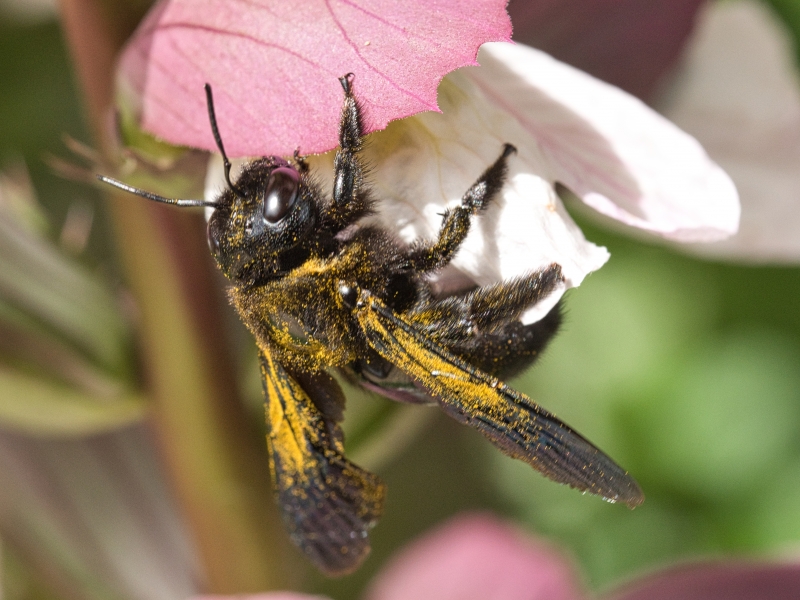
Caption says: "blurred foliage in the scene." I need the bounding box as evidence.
[3,1,800,599]
[0,20,145,437]
[765,0,800,65]
[0,18,115,264]
[489,221,800,588]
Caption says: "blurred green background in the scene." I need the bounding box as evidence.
[3,0,800,599]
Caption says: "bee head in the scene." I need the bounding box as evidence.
[97,84,321,285]
[207,156,317,281]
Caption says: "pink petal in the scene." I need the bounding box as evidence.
[507,0,706,101]
[117,0,511,157]
[195,596,330,600]
[470,43,739,242]
[364,512,583,600]
[605,561,800,600]
[660,0,800,262]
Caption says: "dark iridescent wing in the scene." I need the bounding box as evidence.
[258,351,386,575]
[354,292,644,508]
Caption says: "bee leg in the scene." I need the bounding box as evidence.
[411,265,564,378]
[324,73,372,229]
[462,264,562,331]
[404,144,516,273]
[293,147,309,173]
[460,303,563,380]
[414,264,562,337]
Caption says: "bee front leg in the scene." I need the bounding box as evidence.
[404,144,516,273]
[324,73,372,229]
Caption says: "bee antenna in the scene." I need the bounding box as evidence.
[96,175,221,208]
[204,83,244,198]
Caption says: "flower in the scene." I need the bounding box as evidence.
[116,0,513,156]
[321,41,739,323]
[506,0,707,102]
[510,0,800,265]
[362,513,582,600]
[166,2,741,321]
[659,0,800,262]
[191,512,800,600]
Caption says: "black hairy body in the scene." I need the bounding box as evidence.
[100,74,643,576]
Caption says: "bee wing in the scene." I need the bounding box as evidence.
[354,292,644,508]
[259,351,386,575]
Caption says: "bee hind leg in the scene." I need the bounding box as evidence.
[411,264,564,378]
[460,302,563,380]
[404,144,517,273]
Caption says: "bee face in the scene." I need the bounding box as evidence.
[207,157,317,282]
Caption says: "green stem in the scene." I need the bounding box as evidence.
[58,0,298,591]
[109,201,295,591]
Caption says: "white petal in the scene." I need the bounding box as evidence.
[207,63,616,325]
[203,153,227,207]
[660,0,800,262]
[471,41,739,243]
[204,154,249,220]
[306,70,609,324]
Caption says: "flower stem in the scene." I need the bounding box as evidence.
[58,0,298,590]
[107,200,295,591]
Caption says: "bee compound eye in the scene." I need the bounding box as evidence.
[263,167,300,224]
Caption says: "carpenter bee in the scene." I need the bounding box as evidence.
[99,73,644,576]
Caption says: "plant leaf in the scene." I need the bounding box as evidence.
[0,369,147,435]
[0,170,131,376]
[0,425,201,600]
